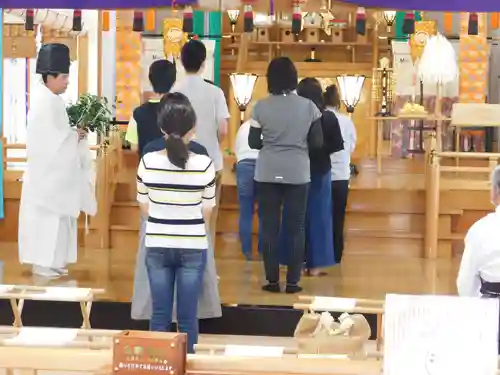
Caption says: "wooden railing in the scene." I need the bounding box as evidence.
[91,131,122,249]
[424,133,500,258]
[1,133,123,249]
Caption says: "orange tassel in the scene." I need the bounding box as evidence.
[102,11,110,31]
[443,12,453,35]
[145,9,155,31]
[492,12,499,29]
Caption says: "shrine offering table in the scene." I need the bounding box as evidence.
[0,285,104,328]
[293,296,385,350]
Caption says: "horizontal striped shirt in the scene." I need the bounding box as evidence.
[137,150,216,250]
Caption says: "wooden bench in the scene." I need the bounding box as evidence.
[0,285,104,328]
[0,326,115,349]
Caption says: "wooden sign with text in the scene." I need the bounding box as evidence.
[113,331,187,375]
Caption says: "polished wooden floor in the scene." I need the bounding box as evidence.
[0,243,461,306]
[2,156,487,306]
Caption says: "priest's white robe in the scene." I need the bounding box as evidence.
[18,83,96,268]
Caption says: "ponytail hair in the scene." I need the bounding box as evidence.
[165,134,189,169]
[157,92,197,169]
[323,84,341,110]
[297,77,324,111]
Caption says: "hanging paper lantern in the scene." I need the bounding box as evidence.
[355,7,366,35]
[72,9,82,31]
[25,9,34,31]
[182,6,193,33]
[402,11,415,34]
[468,12,478,35]
[133,10,144,32]
[243,4,254,33]
[291,2,301,35]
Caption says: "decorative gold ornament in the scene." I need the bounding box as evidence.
[399,102,428,117]
[409,20,437,63]
[428,148,439,166]
[163,18,188,59]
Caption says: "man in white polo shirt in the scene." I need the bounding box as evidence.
[172,39,230,241]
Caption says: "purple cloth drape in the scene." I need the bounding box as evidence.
[339,0,500,12]
[2,0,497,11]
[0,0,197,9]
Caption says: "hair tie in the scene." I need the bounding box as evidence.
[170,133,181,139]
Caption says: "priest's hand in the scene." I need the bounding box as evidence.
[77,128,88,141]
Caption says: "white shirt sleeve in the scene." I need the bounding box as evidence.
[234,122,248,160]
[202,161,217,209]
[215,88,230,124]
[137,157,149,204]
[457,228,482,297]
[348,118,357,154]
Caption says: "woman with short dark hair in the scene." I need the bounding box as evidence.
[324,84,357,263]
[248,57,323,294]
[137,92,216,352]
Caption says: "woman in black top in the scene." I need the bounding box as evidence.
[279,78,344,276]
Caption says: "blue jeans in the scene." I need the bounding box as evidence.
[236,159,262,258]
[146,247,207,353]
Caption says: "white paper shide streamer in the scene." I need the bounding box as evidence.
[418,33,458,85]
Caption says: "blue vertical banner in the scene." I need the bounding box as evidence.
[0,10,4,220]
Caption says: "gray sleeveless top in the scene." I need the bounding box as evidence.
[251,94,321,184]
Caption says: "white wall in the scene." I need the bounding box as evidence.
[84,10,99,96]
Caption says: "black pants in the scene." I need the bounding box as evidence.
[257,182,309,285]
[331,180,349,263]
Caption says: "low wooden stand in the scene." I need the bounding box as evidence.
[0,285,104,328]
[293,295,385,350]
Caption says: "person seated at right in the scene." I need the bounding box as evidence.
[457,165,500,353]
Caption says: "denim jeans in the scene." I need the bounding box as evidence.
[236,159,262,258]
[146,247,207,353]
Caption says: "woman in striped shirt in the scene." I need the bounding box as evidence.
[137,92,216,352]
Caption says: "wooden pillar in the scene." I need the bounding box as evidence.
[369,23,379,158]
[115,10,141,122]
[0,10,4,220]
[77,35,89,96]
[424,133,439,259]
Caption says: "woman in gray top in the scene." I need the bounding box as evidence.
[248,57,323,294]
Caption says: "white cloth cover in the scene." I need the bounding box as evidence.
[131,217,222,321]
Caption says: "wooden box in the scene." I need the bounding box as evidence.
[42,29,78,61]
[331,29,344,44]
[356,32,368,44]
[280,27,294,43]
[305,28,320,43]
[256,27,269,42]
[113,331,187,375]
[3,25,37,58]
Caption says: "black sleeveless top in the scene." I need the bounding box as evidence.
[133,100,163,157]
